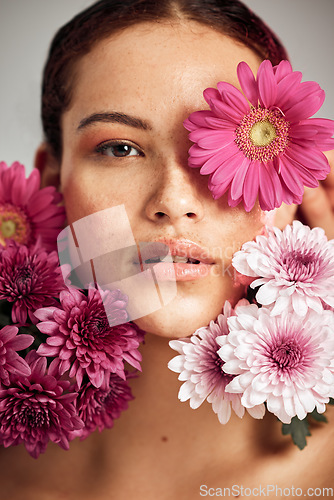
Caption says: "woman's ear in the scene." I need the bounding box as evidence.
[34,143,61,190]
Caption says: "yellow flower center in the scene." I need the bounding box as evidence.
[235,107,290,162]
[1,219,16,238]
[0,203,31,247]
[249,120,277,147]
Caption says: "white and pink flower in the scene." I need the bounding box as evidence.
[218,305,334,424]
[168,301,265,424]
[232,221,334,317]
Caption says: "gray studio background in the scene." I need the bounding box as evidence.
[0,0,333,172]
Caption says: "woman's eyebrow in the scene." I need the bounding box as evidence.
[77,111,152,131]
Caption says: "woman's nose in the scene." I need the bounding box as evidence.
[144,160,205,224]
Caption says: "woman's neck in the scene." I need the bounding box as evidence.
[96,333,284,495]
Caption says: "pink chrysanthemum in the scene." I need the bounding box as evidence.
[184,60,334,211]
[36,286,143,389]
[168,301,265,424]
[0,351,83,458]
[73,373,134,440]
[0,162,65,251]
[218,305,334,424]
[0,325,33,386]
[232,221,334,317]
[0,242,66,324]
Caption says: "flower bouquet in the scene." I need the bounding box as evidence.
[0,162,144,458]
[169,222,334,449]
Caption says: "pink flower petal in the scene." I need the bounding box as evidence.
[7,334,34,351]
[203,87,220,103]
[204,116,236,130]
[258,163,282,211]
[37,344,60,357]
[237,61,258,107]
[200,143,238,175]
[22,168,41,204]
[197,129,235,149]
[243,161,260,212]
[230,157,251,201]
[275,72,303,109]
[257,60,277,108]
[183,111,214,131]
[278,156,304,194]
[46,336,65,347]
[217,81,249,114]
[288,123,322,139]
[0,325,19,343]
[34,307,58,321]
[287,145,330,174]
[210,98,244,123]
[37,320,60,335]
[273,60,293,82]
[209,151,243,185]
[284,85,325,121]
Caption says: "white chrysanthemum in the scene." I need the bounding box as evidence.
[168,301,265,424]
[232,221,334,317]
[218,305,334,424]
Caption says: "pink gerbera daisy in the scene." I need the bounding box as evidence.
[36,286,143,389]
[0,325,33,386]
[184,60,334,211]
[232,221,334,316]
[0,242,66,324]
[168,301,265,424]
[0,162,65,251]
[0,351,83,458]
[218,305,334,424]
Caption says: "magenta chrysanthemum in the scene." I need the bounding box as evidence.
[0,351,83,458]
[36,286,143,388]
[184,60,334,211]
[168,301,265,423]
[0,242,66,324]
[0,325,33,386]
[218,306,334,423]
[0,162,65,251]
[232,221,334,317]
[73,373,134,440]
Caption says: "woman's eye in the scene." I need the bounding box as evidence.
[96,142,142,158]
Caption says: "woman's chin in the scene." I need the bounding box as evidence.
[133,292,233,339]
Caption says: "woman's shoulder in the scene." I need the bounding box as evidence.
[0,437,99,500]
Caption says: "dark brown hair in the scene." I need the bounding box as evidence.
[41,0,288,160]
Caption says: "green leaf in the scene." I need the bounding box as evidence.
[282,417,311,450]
[308,408,328,423]
[329,398,334,406]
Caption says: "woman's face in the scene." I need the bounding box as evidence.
[59,21,264,338]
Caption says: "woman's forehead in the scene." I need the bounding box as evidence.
[67,21,261,120]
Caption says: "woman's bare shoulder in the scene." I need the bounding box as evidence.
[0,438,100,500]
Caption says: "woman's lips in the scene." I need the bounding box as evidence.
[149,261,212,281]
[138,238,215,281]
